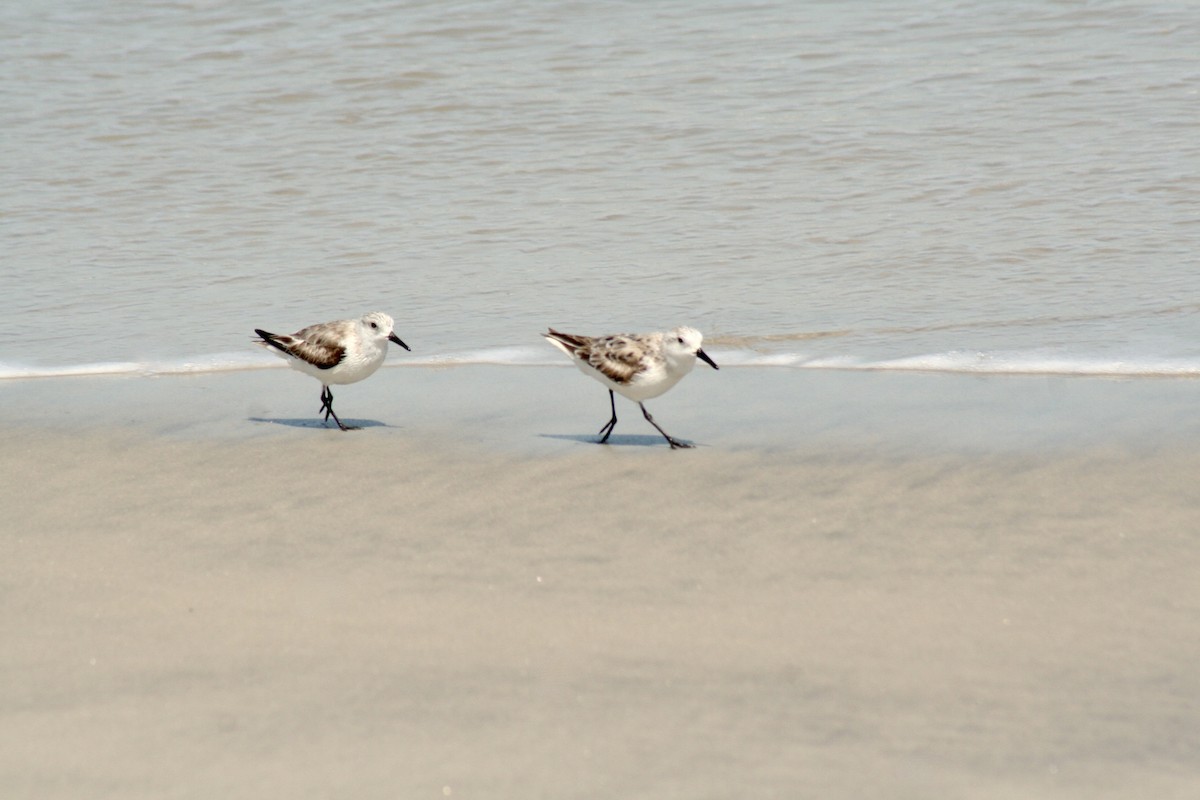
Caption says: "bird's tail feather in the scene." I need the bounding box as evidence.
[543,328,589,356]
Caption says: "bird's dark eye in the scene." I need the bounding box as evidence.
[370,322,378,329]
[676,337,684,344]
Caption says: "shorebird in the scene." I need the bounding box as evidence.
[254,311,409,430]
[543,326,718,449]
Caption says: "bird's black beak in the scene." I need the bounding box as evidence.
[697,348,718,370]
[389,332,411,351]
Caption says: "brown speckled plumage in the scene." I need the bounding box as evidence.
[542,325,718,449]
[544,328,660,387]
[257,321,351,370]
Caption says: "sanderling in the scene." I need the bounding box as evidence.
[254,311,410,431]
[543,326,719,449]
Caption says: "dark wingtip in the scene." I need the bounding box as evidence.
[254,329,279,346]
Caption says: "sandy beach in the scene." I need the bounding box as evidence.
[7,0,1200,794]
[3,366,1199,798]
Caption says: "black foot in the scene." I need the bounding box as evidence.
[639,402,694,450]
[319,387,356,431]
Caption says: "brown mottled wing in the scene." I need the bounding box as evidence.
[586,334,647,385]
[259,325,346,369]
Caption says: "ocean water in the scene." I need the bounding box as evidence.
[4,0,1199,380]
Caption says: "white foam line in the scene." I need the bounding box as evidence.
[0,348,563,381]
[867,360,1200,378]
[725,352,1200,378]
[3,350,1200,381]
[0,356,285,381]
[395,347,562,368]
[0,362,147,380]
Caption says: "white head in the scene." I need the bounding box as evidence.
[664,326,718,370]
[361,311,410,351]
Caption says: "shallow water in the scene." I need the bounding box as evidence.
[4,0,1200,378]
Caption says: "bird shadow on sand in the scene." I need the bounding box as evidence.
[538,433,698,448]
[248,417,391,431]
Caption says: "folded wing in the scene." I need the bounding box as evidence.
[255,327,346,370]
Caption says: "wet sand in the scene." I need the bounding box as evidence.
[3,367,1200,798]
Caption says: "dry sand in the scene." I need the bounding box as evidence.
[3,367,1200,798]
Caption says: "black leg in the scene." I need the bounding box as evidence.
[318,386,354,431]
[319,386,333,422]
[597,390,618,444]
[640,402,692,449]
